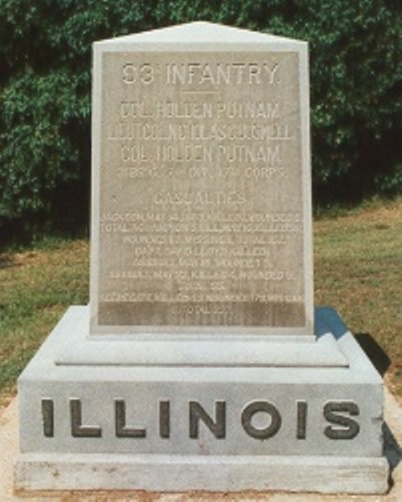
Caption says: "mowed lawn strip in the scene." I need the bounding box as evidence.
[0,238,89,405]
[0,198,401,404]
[315,198,402,396]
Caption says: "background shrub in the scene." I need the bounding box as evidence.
[0,0,401,242]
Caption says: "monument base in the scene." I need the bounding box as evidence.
[15,307,389,494]
[16,453,388,494]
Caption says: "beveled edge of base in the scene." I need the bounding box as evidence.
[29,306,349,369]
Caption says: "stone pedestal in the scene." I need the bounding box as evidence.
[15,306,388,494]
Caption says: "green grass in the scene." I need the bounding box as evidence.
[0,198,401,404]
[0,238,89,403]
[314,198,402,396]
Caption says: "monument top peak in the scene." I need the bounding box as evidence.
[95,21,306,48]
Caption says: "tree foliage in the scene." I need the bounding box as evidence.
[0,0,401,239]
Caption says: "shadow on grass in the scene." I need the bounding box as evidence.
[355,333,401,482]
[384,421,401,484]
[0,254,13,270]
[355,333,391,376]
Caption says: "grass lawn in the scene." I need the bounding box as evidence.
[0,239,89,406]
[314,198,402,398]
[0,198,401,406]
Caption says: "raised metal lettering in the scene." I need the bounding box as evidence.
[323,401,360,440]
[241,401,281,439]
[115,399,146,438]
[159,400,170,438]
[70,399,102,438]
[296,400,307,440]
[189,400,226,439]
[41,398,54,438]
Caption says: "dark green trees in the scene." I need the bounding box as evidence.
[0,1,400,239]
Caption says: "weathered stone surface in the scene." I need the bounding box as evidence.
[90,22,313,335]
[15,454,389,494]
[16,306,388,493]
[18,307,383,458]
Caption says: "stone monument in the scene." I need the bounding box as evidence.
[15,22,389,494]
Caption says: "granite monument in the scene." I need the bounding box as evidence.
[15,22,388,494]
